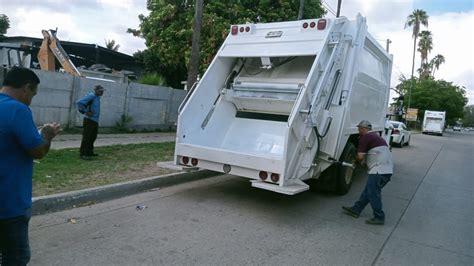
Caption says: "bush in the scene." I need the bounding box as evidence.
[114,114,133,132]
[137,73,167,86]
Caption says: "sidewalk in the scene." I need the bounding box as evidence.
[51,132,176,149]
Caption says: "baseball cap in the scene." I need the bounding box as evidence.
[94,85,104,90]
[357,120,372,129]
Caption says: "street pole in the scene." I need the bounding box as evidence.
[336,0,342,17]
[386,39,391,53]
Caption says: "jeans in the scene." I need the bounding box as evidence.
[352,173,391,220]
[0,209,31,266]
[80,118,98,156]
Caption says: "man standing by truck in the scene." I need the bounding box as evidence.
[342,120,393,225]
[76,85,104,160]
[0,67,61,265]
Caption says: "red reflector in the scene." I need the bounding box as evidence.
[191,158,198,166]
[317,19,327,30]
[259,171,268,180]
[182,156,189,165]
[239,27,244,32]
[303,22,309,29]
[271,173,280,183]
[231,25,238,35]
[245,26,250,32]
[310,21,316,28]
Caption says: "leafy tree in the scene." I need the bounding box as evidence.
[396,77,467,125]
[462,105,474,127]
[0,14,10,36]
[105,39,120,51]
[130,0,325,88]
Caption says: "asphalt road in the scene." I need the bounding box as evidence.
[29,131,473,265]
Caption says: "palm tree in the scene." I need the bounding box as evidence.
[186,0,204,91]
[105,39,120,51]
[417,62,432,79]
[405,9,429,109]
[417,30,433,66]
[430,54,445,77]
[297,0,305,20]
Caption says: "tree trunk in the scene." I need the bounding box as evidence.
[186,0,204,91]
[297,0,304,20]
[408,35,417,110]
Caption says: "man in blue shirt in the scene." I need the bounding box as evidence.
[0,67,61,265]
[76,85,104,160]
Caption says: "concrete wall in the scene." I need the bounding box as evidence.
[1,68,186,129]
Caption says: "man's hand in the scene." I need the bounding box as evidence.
[40,122,61,141]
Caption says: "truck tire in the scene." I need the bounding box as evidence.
[335,142,357,195]
[398,138,404,148]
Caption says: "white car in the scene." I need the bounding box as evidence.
[390,121,411,148]
[453,125,462,131]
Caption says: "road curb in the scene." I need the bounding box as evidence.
[32,170,219,216]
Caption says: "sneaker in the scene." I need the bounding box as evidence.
[80,155,92,161]
[342,206,360,218]
[365,217,385,225]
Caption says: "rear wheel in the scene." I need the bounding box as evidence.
[335,142,357,195]
[398,137,404,148]
[406,136,410,146]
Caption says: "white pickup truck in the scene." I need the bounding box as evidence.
[174,14,392,195]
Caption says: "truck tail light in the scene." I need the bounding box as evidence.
[271,173,280,183]
[259,171,268,181]
[303,22,309,29]
[310,21,316,28]
[191,158,198,166]
[239,27,245,33]
[245,26,250,32]
[317,19,327,30]
[231,25,238,35]
[181,156,189,165]
[392,129,400,134]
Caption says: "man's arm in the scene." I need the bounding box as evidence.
[76,94,94,115]
[28,123,61,159]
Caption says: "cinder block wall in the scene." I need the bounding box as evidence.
[0,67,186,129]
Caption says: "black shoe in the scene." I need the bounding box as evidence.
[91,153,99,156]
[80,155,92,161]
[342,206,360,218]
[365,217,385,225]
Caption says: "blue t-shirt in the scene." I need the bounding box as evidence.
[0,93,43,219]
[76,92,101,123]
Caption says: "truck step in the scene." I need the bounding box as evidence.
[251,180,309,195]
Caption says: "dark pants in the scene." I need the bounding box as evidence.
[80,118,98,156]
[0,209,32,266]
[352,173,391,220]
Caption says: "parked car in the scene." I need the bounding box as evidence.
[453,125,462,131]
[389,121,411,148]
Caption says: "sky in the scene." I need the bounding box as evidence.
[1,0,473,104]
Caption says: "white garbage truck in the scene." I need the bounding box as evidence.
[422,110,446,136]
[174,14,393,195]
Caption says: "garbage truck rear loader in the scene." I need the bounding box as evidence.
[174,14,392,195]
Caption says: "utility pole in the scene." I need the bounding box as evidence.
[386,39,392,53]
[336,0,342,17]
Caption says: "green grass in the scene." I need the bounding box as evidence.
[60,127,176,135]
[33,142,176,197]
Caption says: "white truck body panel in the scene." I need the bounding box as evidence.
[422,110,446,135]
[175,15,392,195]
